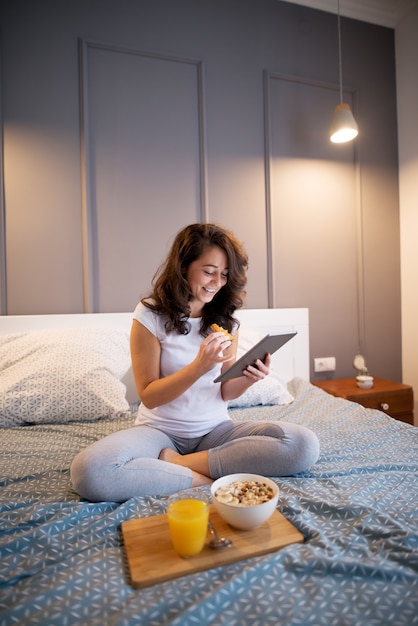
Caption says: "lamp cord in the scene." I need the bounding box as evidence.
[337,0,343,104]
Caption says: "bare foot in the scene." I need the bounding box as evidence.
[159,448,213,486]
[191,471,213,486]
[159,447,182,464]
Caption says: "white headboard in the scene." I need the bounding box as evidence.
[0,308,309,403]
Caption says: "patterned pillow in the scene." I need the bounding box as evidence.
[0,327,131,427]
[228,328,294,408]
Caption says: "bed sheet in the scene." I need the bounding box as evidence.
[0,378,417,626]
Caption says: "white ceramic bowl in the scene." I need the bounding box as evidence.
[210,473,279,530]
[356,375,374,389]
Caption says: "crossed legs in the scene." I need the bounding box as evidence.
[71,420,319,502]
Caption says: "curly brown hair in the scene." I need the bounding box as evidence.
[142,223,248,335]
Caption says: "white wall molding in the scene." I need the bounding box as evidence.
[263,69,365,366]
[78,39,207,312]
[280,0,411,28]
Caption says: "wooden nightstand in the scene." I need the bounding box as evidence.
[312,377,414,425]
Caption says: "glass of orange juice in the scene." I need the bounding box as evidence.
[167,490,209,558]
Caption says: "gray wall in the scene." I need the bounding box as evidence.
[0,0,401,382]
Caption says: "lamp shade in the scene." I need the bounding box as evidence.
[330,103,358,143]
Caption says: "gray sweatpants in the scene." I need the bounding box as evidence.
[70,420,319,502]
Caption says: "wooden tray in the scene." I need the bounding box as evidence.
[121,505,304,588]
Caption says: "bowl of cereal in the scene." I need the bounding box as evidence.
[210,473,279,530]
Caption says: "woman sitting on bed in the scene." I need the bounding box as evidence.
[71,223,319,502]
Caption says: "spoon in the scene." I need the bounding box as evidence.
[208,521,233,549]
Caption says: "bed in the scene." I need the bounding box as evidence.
[0,308,417,626]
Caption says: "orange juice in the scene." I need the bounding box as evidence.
[167,497,209,557]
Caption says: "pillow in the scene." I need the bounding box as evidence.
[0,327,131,427]
[227,328,294,408]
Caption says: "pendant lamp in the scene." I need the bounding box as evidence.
[329,0,358,143]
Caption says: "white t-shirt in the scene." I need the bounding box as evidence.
[133,301,231,437]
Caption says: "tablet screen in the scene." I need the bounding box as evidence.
[214,332,297,383]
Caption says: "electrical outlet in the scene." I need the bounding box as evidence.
[314,357,336,372]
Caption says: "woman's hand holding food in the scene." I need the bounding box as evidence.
[193,331,234,376]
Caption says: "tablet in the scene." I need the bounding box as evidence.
[213,332,297,383]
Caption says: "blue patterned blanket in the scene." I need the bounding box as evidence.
[1,378,417,625]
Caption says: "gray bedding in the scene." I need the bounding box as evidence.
[1,378,417,625]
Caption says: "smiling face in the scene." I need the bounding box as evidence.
[186,245,228,317]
